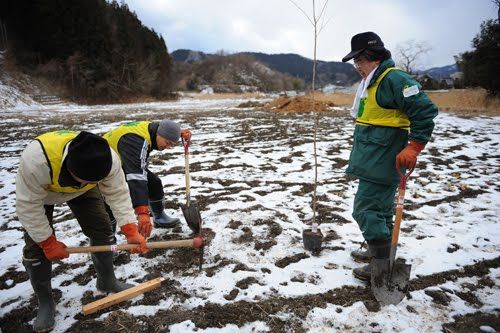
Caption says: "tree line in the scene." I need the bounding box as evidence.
[456,17,499,96]
[0,0,173,102]
[0,1,498,99]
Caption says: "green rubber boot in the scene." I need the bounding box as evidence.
[23,257,55,332]
[353,238,391,282]
[91,252,133,293]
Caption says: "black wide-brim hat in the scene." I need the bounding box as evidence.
[342,31,387,62]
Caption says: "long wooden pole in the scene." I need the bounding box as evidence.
[67,238,203,254]
[82,277,164,315]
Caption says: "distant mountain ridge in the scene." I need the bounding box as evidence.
[418,64,459,79]
[171,49,359,87]
[171,49,459,91]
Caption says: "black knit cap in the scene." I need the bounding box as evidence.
[342,31,386,62]
[66,131,112,182]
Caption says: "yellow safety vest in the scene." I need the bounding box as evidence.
[356,67,410,130]
[36,131,96,193]
[103,121,152,156]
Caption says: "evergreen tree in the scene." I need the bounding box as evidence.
[0,0,173,101]
[457,18,500,96]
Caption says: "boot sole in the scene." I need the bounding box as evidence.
[34,325,54,333]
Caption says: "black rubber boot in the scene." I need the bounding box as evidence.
[91,252,133,293]
[353,238,391,282]
[149,199,180,228]
[23,257,55,333]
[350,241,371,263]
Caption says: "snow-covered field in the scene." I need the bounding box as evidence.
[0,98,499,332]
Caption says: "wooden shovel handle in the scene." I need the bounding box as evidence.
[183,139,191,203]
[390,161,415,266]
[66,238,204,254]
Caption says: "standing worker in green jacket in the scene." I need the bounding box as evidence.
[341,32,438,282]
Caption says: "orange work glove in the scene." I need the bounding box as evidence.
[120,223,148,254]
[38,234,69,261]
[396,140,425,168]
[134,205,152,238]
[181,128,192,141]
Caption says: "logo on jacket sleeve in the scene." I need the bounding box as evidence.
[403,85,419,98]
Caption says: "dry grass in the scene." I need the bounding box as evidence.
[426,88,500,116]
[260,89,500,116]
[182,89,500,116]
[186,92,267,100]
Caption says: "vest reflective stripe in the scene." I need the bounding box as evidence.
[356,67,410,130]
[36,131,96,193]
[103,121,152,156]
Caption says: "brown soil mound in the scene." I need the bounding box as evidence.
[264,95,334,112]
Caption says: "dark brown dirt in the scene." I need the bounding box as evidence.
[275,253,310,268]
[60,256,500,333]
[442,311,500,333]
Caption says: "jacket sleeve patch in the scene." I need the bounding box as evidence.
[403,85,419,98]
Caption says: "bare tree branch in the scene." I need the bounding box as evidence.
[395,39,432,74]
[288,0,314,26]
[288,0,331,229]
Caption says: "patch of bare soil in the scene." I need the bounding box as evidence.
[405,187,487,211]
[264,95,334,113]
[5,254,498,333]
[0,289,62,333]
[0,266,28,290]
[409,257,499,291]
[442,311,500,333]
[275,253,310,268]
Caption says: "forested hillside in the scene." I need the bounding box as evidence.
[172,49,359,88]
[0,0,173,102]
[172,53,305,92]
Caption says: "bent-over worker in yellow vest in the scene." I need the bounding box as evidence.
[103,120,192,237]
[16,130,149,332]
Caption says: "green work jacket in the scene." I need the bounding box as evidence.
[346,59,438,185]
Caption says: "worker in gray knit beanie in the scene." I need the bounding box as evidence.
[103,119,192,235]
[157,120,181,143]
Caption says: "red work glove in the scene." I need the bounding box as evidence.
[396,140,425,168]
[135,205,152,238]
[38,234,69,261]
[181,128,192,141]
[120,223,149,254]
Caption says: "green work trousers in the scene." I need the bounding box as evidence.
[23,187,114,260]
[352,179,397,241]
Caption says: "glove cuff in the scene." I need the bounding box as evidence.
[38,234,56,248]
[120,223,138,236]
[134,205,149,215]
[408,140,425,153]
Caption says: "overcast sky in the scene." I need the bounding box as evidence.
[123,0,498,69]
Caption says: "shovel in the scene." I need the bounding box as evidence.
[179,138,202,234]
[371,162,414,306]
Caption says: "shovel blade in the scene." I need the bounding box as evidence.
[180,200,202,234]
[371,258,411,306]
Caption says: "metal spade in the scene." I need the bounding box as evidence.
[179,138,202,234]
[371,163,414,306]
